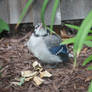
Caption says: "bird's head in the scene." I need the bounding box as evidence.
[34,23,49,37]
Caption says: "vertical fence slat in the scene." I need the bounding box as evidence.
[0,0,9,23]
[1,0,92,24]
[32,0,61,25]
[8,0,33,24]
[61,0,92,20]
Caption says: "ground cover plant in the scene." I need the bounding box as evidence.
[0,0,92,92]
[63,11,92,92]
[17,0,92,91]
[0,18,9,33]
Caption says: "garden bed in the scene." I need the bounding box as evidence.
[0,23,92,92]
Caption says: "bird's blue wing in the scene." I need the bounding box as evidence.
[49,45,68,55]
[43,34,62,48]
[43,33,68,55]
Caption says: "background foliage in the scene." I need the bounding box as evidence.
[0,18,9,33]
[0,0,91,91]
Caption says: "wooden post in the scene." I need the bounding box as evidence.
[0,0,9,23]
[8,0,33,24]
[61,0,92,20]
[32,0,61,25]
[0,0,92,24]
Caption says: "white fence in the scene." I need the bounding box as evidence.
[0,0,92,25]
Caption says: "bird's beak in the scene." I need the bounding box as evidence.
[39,23,42,30]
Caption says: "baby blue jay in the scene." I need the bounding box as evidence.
[27,23,69,67]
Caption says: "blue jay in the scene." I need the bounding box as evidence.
[27,23,69,66]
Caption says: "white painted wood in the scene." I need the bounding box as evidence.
[0,0,92,24]
[8,0,33,24]
[0,0,9,23]
[32,0,61,25]
[61,0,92,20]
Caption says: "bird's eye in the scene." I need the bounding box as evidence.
[35,24,40,29]
[35,25,38,29]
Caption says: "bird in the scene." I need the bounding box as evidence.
[27,23,69,67]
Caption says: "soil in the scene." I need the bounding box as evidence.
[0,23,92,92]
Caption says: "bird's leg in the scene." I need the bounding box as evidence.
[41,62,59,69]
[45,64,58,69]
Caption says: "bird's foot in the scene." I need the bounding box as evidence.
[44,64,58,69]
[41,63,61,69]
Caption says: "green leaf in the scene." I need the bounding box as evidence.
[82,55,92,66]
[65,24,79,30]
[89,31,92,33]
[18,77,25,86]
[84,41,92,47]
[0,66,3,77]
[16,0,33,28]
[88,81,92,92]
[0,18,9,33]
[65,24,92,33]
[74,11,92,56]
[86,36,92,40]
[41,0,56,34]
[62,37,75,45]
[50,0,59,30]
[41,0,49,27]
[87,66,92,70]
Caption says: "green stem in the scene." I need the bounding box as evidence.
[41,0,49,28]
[73,54,77,69]
[50,0,59,30]
[16,0,33,28]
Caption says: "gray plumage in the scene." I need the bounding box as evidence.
[27,23,69,64]
[43,34,62,49]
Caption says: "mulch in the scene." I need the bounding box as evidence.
[0,23,92,92]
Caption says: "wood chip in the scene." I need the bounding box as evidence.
[82,48,88,54]
[32,61,42,68]
[33,76,45,86]
[21,70,37,77]
[11,82,20,86]
[40,71,52,78]
[60,29,72,39]
[32,61,43,71]
[85,76,92,82]
[25,77,33,81]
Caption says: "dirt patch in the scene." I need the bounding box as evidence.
[0,24,92,92]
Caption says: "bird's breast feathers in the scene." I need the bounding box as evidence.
[27,34,63,63]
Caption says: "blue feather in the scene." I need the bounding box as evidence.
[49,45,68,55]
